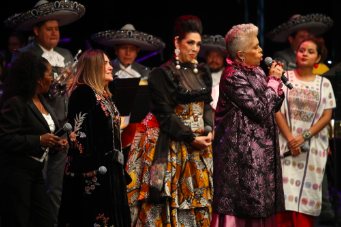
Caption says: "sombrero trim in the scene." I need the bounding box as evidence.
[91,30,166,50]
[267,13,333,40]
[5,1,85,29]
[201,34,226,48]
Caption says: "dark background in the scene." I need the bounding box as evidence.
[1,0,340,69]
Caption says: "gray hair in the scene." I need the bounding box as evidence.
[225,23,258,61]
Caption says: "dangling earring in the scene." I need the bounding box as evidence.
[296,61,298,65]
[193,58,198,74]
[174,48,181,70]
[242,58,245,62]
[38,82,43,88]
[314,63,319,69]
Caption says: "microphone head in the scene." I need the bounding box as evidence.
[63,123,72,133]
[204,125,212,133]
[98,166,107,174]
[264,57,273,67]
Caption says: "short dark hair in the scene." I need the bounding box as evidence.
[34,19,59,30]
[0,52,48,108]
[173,15,203,41]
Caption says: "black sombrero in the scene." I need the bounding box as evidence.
[91,24,166,51]
[5,0,85,31]
[266,13,333,43]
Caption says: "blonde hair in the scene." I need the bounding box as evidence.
[69,49,112,97]
[225,23,258,61]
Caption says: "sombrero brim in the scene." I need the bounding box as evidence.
[266,14,333,43]
[197,34,226,58]
[91,30,166,51]
[198,44,227,58]
[5,1,85,31]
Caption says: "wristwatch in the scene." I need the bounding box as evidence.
[302,130,312,140]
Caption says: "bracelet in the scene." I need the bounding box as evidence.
[302,130,312,140]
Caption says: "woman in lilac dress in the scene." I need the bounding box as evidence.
[211,23,285,227]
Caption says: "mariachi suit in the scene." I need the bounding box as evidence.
[274,47,298,71]
[12,40,73,225]
[0,94,60,227]
[111,58,151,82]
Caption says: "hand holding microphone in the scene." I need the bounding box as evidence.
[280,144,309,158]
[264,57,293,90]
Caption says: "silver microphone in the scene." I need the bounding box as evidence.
[264,57,293,90]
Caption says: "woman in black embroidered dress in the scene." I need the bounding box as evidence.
[126,15,214,226]
[58,49,131,227]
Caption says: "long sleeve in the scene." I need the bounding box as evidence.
[149,68,196,143]
[223,68,283,123]
[67,85,96,172]
[0,97,42,156]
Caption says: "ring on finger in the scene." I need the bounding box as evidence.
[277,67,282,71]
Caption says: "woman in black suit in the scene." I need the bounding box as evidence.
[0,52,68,227]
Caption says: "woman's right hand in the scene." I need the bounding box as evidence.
[40,133,61,148]
[190,135,212,150]
[268,60,284,79]
[290,146,302,156]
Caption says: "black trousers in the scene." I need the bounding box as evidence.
[0,155,53,227]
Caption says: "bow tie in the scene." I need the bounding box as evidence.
[42,51,65,68]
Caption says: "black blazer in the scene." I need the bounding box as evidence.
[0,94,60,158]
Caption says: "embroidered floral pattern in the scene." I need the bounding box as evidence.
[94,213,110,227]
[84,176,100,195]
[288,87,320,123]
[69,112,87,153]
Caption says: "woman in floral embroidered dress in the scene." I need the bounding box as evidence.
[58,49,131,227]
[125,15,214,226]
[276,39,336,227]
[211,23,285,227]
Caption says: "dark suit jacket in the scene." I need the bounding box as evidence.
[11,41,73,126]
[274,47,298,71]
[0,94,60,158]
[111,58,151,81]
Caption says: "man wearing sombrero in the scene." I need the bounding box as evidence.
[5,1,85,226]
[266,13,333,71]
[91,24,165,84]
[198,34,226,137]
[91,24,165,163]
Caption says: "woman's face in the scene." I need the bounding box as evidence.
[103,54,113,85]
[242,36,263,67]
[39,63,53,94]
[175,32,201,63]
[296,41,321,68]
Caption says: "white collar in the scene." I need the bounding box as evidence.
[39,44,65,68]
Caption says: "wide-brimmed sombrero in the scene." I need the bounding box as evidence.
[266,13,333,43]
[5,0,85,31]
[91,24,166,51]
[198,34,226,58]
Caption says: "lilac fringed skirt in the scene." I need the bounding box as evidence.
[211,213,277,227]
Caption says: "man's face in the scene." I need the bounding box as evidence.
[115,44,139,68]
[205,50,225,72]
[289,29,311,52]
[8,36,25,54]
[33,20,60,51]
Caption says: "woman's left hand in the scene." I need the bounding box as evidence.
[288,135,304,149]
[54,139,69,152]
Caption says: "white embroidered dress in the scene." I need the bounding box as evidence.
[278,71,336,216]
